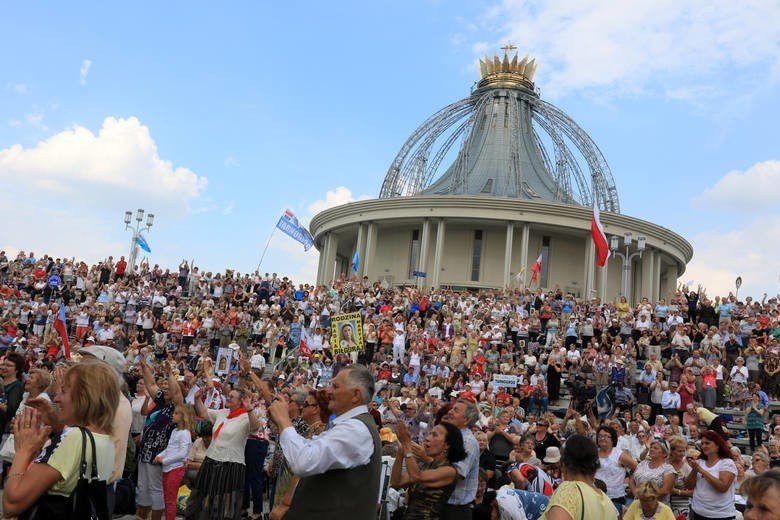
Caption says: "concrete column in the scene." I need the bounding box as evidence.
[354,224,366,279]
[324,233,339,285]
[519,223,530,287]
[417,219,431,289]
[316,235,327,285]
[363,222,376,281]
[599,256,609,300]
[503,222,515,288]
[653,252,662,302]
[641,250,655,303]
[583,235,595,298]
[431,219,446,289]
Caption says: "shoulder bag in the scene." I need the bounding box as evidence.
[21,427,109,520]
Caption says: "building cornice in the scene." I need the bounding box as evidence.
[310,196,693,265]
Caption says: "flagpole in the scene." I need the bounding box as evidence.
[256,226,278,272]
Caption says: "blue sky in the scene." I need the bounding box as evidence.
[2,1,779,299]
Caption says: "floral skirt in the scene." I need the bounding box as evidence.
[185,457,245,520]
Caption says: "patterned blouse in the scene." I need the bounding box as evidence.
[403,457,455,520]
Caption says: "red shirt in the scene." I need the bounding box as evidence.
[115,260,127,275]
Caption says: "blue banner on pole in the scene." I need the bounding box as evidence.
[276,210,314,251]
[137,236,152,253]
[412,270,427,278]
[351,251,359,272]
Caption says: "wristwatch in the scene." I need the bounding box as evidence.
[404,453,414,459]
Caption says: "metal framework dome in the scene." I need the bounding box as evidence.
[379,49,620,213]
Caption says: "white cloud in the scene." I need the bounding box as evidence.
[80,59,92,86]
[683,159,780,298]
[693,160,780,211]
[684,216,780,300]
[306,186,371,216]
[480,0,780,98]
[0,116,208,263]
[7,83,27,94]
[25,111,48,131]
[223,155,240,168]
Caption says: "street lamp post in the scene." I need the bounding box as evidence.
[124,208,154,273]
[609,232,646,304]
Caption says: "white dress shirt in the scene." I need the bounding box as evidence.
[280,404,374,478]
[661,390,681,410]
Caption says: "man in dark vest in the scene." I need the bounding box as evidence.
[269,364,381,519]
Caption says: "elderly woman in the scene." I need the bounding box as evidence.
[0,352,26,436]
[488,407,519,467]
[2,361,119,518]
[543,435,617,520]
[745,451,770,478]
[623,481,675,520]
[187,359,260,520]
[667,436,693,517]
[390,420,466,519]
[269,389,330,520]
[741,468,780,520]
[630,439,675,504]
[595,425,637,510]
[0,367,52,463]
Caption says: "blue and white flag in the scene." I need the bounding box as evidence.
[595,383,614,421]
[351,251,359,272]
[276,209,315,251]
[137,236,152,253]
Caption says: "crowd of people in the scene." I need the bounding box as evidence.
[0,249,778,520]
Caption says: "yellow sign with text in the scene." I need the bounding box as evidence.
[330,312,364,354]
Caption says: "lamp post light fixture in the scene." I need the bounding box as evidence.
[609,231,646,304]
[124,208,154,273]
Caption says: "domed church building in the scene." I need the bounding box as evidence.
[310,48,692,301]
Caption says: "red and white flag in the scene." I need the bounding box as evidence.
[530,254,543,282]
[591,201,611,267]
[53,304,71,359]
[299,327,313,358]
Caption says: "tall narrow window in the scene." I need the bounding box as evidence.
[471,230,483,282]
[408,230,420,278]
[540,236,551,288]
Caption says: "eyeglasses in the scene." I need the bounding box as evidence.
[302,402,318,408]
[536,423,548,427]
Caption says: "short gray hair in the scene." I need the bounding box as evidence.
[457,399,480,427]
[291,388,308,407]
[343,364,375,405]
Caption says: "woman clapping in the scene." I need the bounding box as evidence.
[390,420,466,519]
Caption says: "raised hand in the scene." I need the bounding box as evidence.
[13,408,51,459]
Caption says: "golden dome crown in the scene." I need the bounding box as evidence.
[478,45,537,89]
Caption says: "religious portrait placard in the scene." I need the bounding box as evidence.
[330,312,364,354]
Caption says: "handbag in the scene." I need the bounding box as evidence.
[21,427,110,520]
[0,433,15,463]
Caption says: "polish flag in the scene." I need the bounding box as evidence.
[530,254,543,282]
[53,304,71,359]
[591,202,611,267]
[299,327,313,358]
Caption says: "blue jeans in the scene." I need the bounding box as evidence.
[244,438,269,514]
